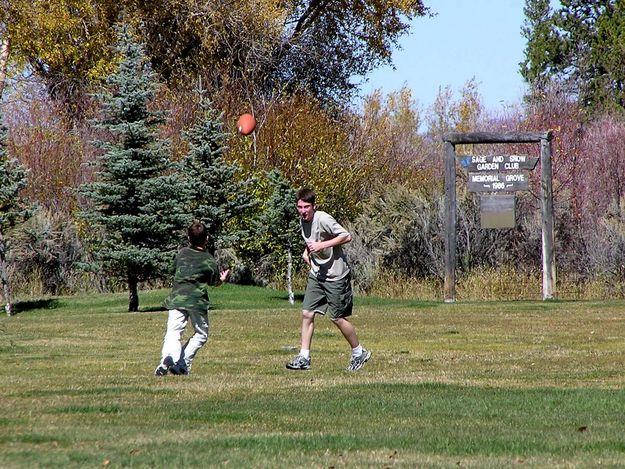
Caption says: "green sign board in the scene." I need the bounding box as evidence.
[468,171,530,192]
[459,154,539,172]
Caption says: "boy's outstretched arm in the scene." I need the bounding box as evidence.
[218,269,230,285]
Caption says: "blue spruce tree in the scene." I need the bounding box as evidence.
[180,94,256,255]
[0,114,34,316]
[80,25,190,312]
[258,169,300,303]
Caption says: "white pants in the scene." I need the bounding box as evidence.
[161,309,209,371]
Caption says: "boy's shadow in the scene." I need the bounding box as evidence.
[9,299,60,315]
[142,306,167,313]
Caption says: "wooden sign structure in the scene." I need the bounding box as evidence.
[443,131,555,302]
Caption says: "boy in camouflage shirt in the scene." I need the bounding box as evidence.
[155,222,229,376]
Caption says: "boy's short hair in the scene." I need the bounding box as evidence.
[188,222,208,248]
[297,188,316,204]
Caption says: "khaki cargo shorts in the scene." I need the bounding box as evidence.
[302,272,353,319]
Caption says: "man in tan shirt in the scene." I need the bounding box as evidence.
[286,188,371,371]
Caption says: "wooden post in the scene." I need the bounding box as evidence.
[443,141,457,303]
[540,136,556,299]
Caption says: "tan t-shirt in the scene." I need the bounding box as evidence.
[301,210,350,281]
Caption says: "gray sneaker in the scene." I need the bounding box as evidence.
[286,354,311,370]
[347,349,371,371]
[154,356,175,376]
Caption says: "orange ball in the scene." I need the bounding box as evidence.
[237,113,256,136]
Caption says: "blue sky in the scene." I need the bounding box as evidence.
[359,0,529,112]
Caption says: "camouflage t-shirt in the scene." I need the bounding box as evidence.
[163,246,220,314]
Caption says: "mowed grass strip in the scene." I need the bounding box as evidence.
[2,285,625,468]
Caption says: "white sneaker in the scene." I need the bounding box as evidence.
[347,349,371,371]
[286,354,311,370]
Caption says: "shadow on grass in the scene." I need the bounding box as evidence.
[141,306,166,313]
[146,304,229,312]
[269,293,304,303]
[10,299,60,315]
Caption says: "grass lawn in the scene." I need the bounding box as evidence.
[2,285,625,467]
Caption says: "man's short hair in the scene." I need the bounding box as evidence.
[297,188,316,204]
[188,222,208,248]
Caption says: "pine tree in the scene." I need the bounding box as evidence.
[180,94,256,254]
[80,24,191,312]
[0,114,34,316]
[520,0,566,88]
[257,169,300,304]
[521,0,625,112]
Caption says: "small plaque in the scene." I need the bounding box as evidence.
[480,194,516,229]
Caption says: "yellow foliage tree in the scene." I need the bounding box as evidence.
[2,0,122,104]
[228,89,430,221]
[426,78,484,156]
[228,96,363,221]
[127,0,429,104]
[352,87,429,191]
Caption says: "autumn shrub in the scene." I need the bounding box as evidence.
[227,96,357,221]
[456,265,542,301]
[345,180,575,298]
[344,184,445,293]
[575,114,625,226]
[227,91,436,222]
[560,275,625,300]
[468,87,585,251]
[349,87,431,189]
[6,89,96,214]
[444,88,625,296]
[344,185,494,293]
[6,75,625,300]
[154,86,203,161]
[363,271,442,300]
[585,199,625,282]
[7,209,105,297]
[520,83,584,194]
[519,96,625,280]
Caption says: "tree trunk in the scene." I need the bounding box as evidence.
[0,230,13,316]
[287,248,294,305]
[128,273,139,312]
[0,34,10,100]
